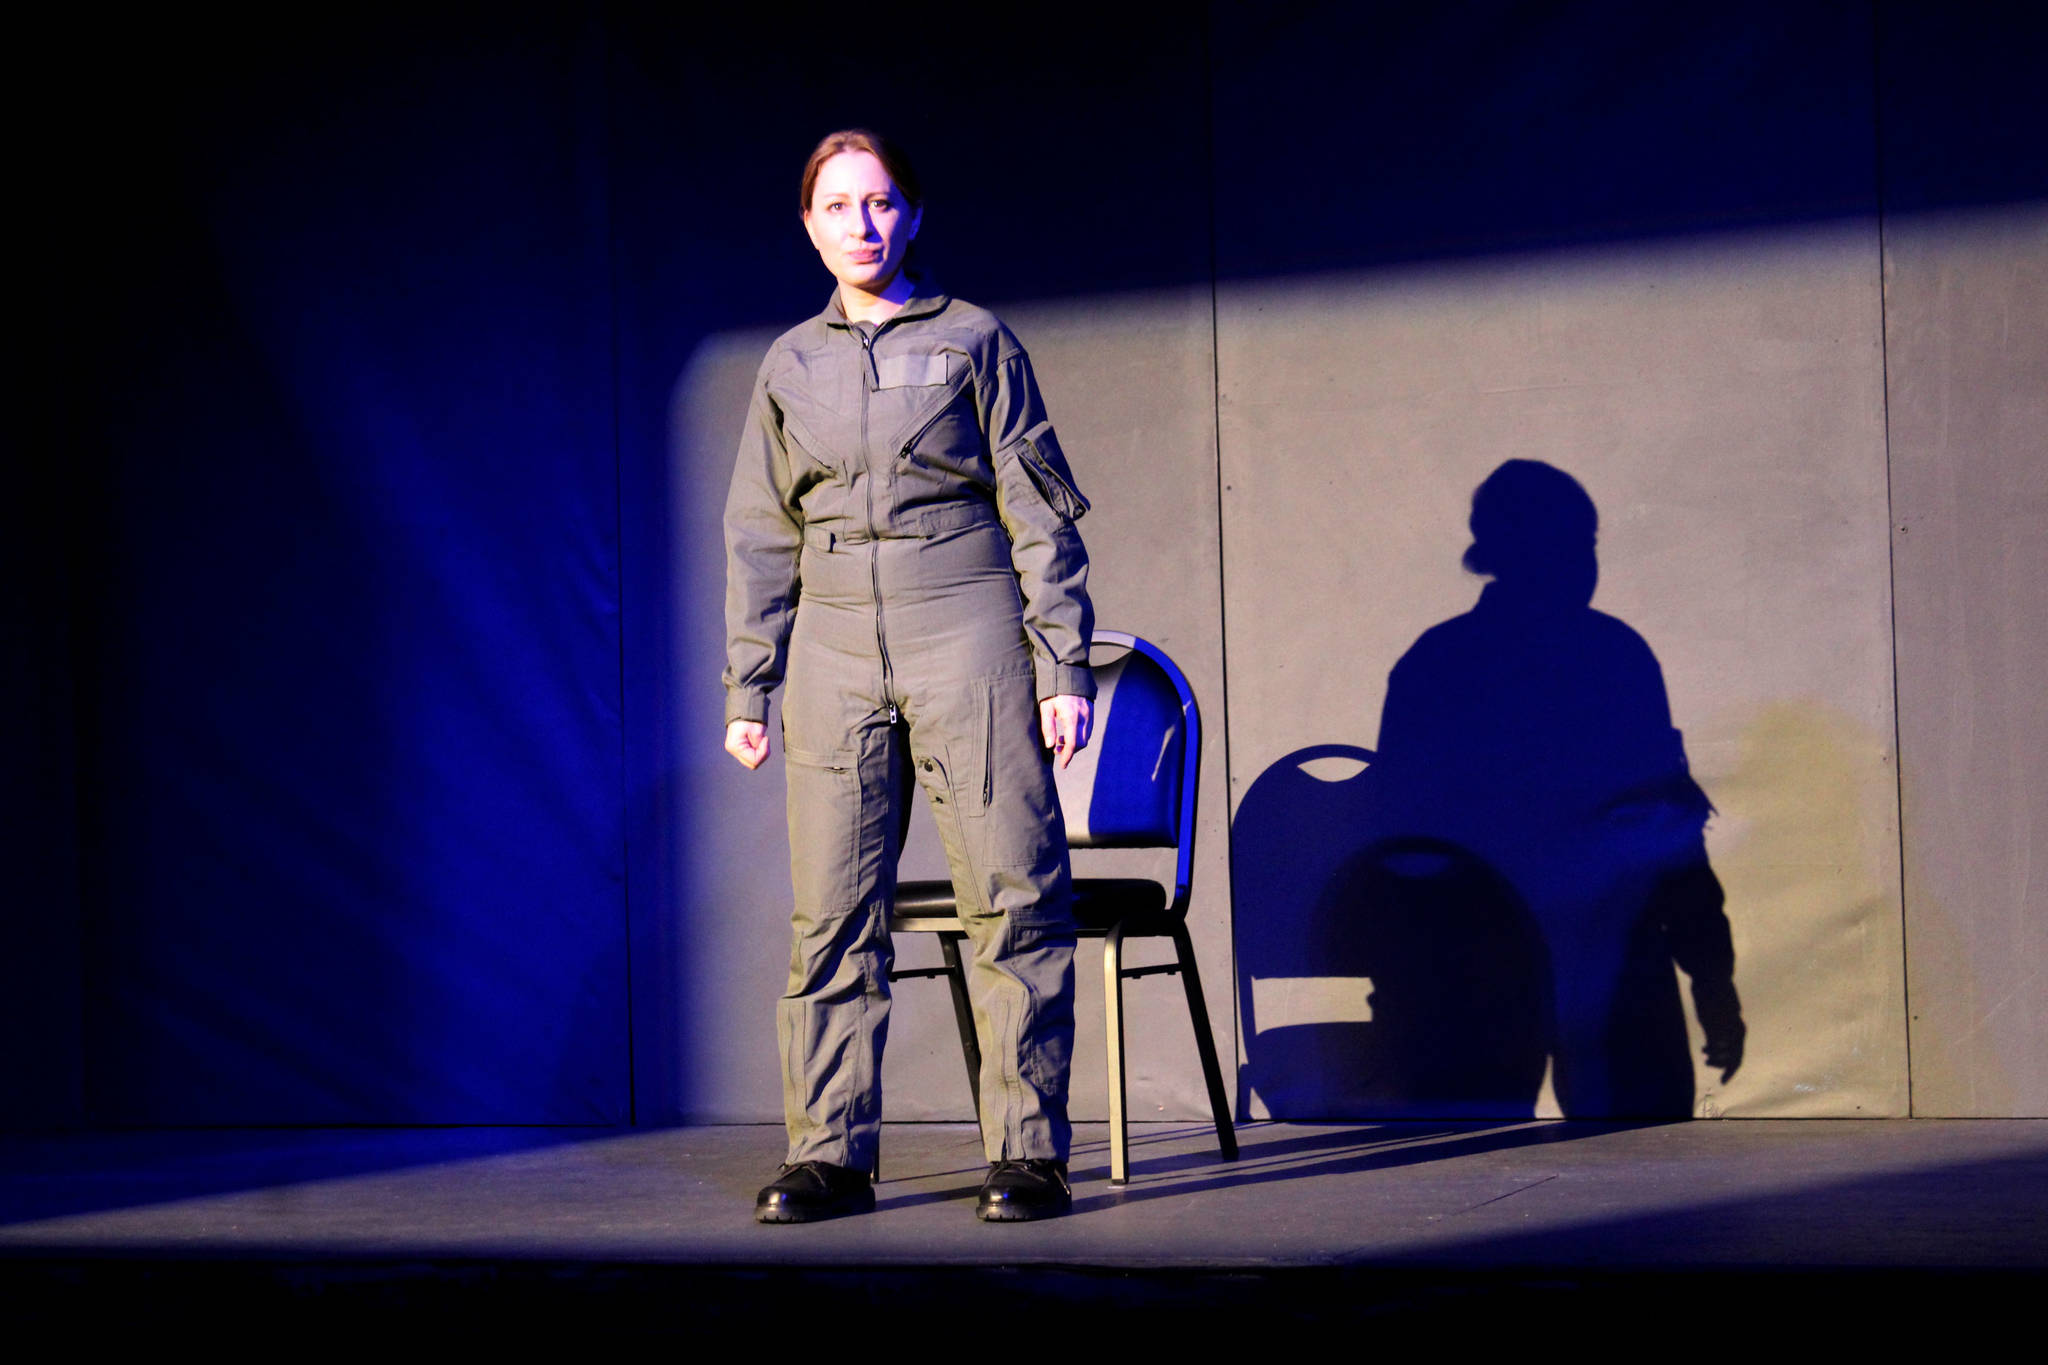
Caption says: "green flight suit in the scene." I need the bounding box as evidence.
[723,285,1095,1173]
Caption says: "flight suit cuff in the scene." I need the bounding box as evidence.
[725,686,771,727]
[1036,662,1096,702]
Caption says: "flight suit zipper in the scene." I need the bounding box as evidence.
[856,323,898,725]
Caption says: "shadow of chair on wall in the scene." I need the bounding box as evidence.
[1235,459,1745,1122]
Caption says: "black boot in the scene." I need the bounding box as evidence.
[976,1159,1071,1222]
[755,1161,876,1223]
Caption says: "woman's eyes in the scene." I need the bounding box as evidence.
[821,198,898,216]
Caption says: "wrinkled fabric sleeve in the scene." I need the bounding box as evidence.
[983,334,1096,701]
[722,364,803,726]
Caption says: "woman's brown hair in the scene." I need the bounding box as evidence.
[799,129,923,212]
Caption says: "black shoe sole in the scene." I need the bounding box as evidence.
[976,1198,1071,1223]
[755,1189,877,1224]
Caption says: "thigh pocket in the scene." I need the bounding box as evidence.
[783,744,862,909]
[958,672,1062,869]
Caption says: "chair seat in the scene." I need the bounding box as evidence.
[892,878,1172,934]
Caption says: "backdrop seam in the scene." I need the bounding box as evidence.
[1201,2,1240,1117]
[1870,0,1917,1117]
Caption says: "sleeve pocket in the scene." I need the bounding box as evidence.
[1016,420,1091,521]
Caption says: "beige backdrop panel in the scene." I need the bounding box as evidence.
[1888,205,2048,1117]
[1220,225,1908,1119]
[669,327,797,1124]
[670,288,1225,1124]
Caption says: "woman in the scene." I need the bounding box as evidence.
[723,130,1095,1223]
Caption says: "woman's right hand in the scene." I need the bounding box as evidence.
[725,720,771,770]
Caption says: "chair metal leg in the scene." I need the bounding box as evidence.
[1171,922,1239,1162]
[936,932,984,1143]
[1104,924,1130,1185]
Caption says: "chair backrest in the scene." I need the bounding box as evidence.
[1054,632,1201,897]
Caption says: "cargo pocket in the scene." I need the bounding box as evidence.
[1016,420,1090,522]
[782,744,862,913]
[960,671,1062,869]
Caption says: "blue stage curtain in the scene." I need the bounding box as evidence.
[62,9,626,1122]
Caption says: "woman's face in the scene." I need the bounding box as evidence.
[803,150,921,296]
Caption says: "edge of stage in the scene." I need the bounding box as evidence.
[5,1119,2044,1336]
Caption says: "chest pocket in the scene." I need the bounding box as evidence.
[781,410,842,480]
[894,358,984,480]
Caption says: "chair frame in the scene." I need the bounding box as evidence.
[888,630,1238,1185]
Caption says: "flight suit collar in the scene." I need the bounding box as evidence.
[819,280,951,330]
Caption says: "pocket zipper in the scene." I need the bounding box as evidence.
[983,687,995,808]
[782,413,840,476]
[898,371,973,464]
[1020,438,1091,520]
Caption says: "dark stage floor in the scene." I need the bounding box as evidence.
[4,1119,2044,1337]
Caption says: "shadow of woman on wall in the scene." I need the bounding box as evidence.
[1236,460,1744,1119]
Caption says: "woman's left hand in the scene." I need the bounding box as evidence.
[1039,694,1093,770]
